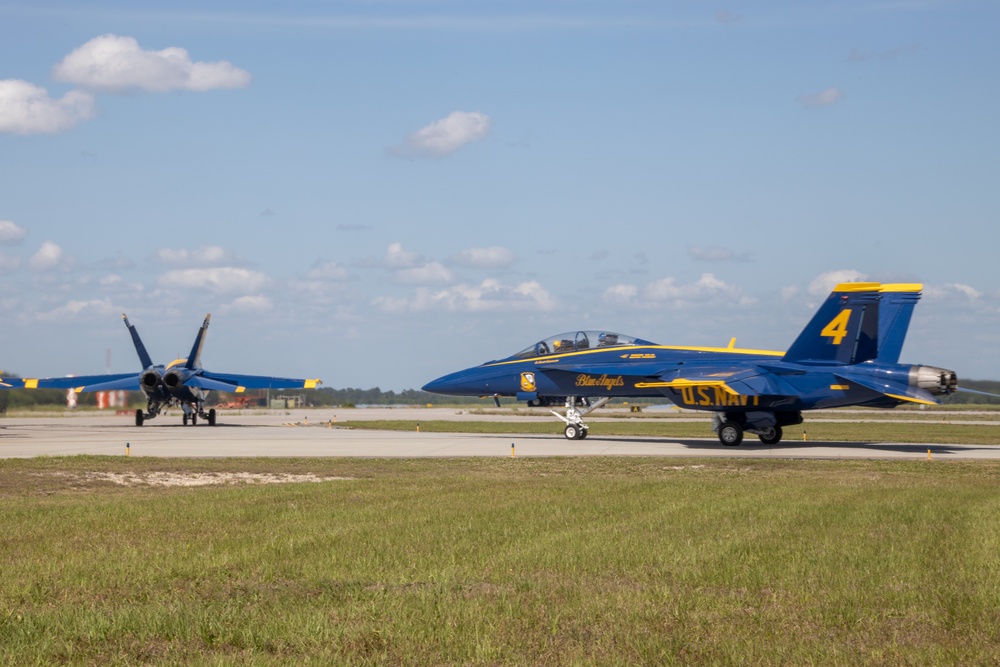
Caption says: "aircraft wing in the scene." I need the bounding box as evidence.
[16,373,140,392]
[193,372,322,392]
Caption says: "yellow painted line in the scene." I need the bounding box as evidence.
[830,384,850,390]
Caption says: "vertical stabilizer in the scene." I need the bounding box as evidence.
[877,284,922,364]
[122,314,155,369]
[783,283,881,365]
[184,314,211,370]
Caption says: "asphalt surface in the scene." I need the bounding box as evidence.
[0,408,997,460]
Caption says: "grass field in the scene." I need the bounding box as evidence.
[3,456,1000,665]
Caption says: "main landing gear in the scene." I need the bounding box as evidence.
[712,412,799,446]
[552,396,611,440]
[134,402,217,427]
[182,406,217,427]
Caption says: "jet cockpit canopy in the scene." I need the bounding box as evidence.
[511,331,657,359]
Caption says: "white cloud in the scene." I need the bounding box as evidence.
[152,246,241,267]
[0,79,95,135]
[222,295,274,313]
[52,34,251,93]
[602,284,639,305]
[395,262,454,285]
[807,270,868,297]
[391,111,492,158]
[924,283,982,301]
[35,298,117,321]
[306,260,350,281]
[605,273,754,309]
[29,241,71,271]
[384,242,421,269]
[377,278,556,313]
[450,246,517,269]
[797,87,844,108]
[0,220,27,243]
[158,267,269,294]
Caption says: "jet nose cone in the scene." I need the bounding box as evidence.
[421,378,443,393]
[422,369,479,396]
[422,374,457,395]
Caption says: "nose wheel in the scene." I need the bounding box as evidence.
[553,396,607,440]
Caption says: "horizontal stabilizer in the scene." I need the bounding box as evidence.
[67,377,144,394]
[185,376,245,393]
[200,371,322,390]
[834,373,940,406]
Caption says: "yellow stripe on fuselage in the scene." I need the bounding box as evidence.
[484,344,783,368]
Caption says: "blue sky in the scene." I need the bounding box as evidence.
[1,1,998,390]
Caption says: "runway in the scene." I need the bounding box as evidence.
[1,408,997,460]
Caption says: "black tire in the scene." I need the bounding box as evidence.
[208,408,217,426]
[719,421,743,446]
[758,426,782,445]
[182,414,189,426]
[580,428,588,439]
[564,423,580,440]
[191,413,198,426]
[135,410,144,427]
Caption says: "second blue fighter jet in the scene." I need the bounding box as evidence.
[423,282,958,445]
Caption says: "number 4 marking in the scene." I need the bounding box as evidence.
[821,309,852,345]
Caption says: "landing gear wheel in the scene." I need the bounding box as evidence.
[580,428,588,439]
[182,414,189,426]
[135,410,144,427]
[208,408,217,426]
[564,423,584,440]
[719,421,744,446]
[191,413,197,426]
[758,426,782,445]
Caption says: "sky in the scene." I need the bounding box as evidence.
[1,0,998,391]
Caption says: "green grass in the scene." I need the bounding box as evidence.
[2,457,1000,664]
[342,418,1000,445]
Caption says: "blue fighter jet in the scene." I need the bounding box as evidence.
[13,314,321,426]
[423,282,959,445]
